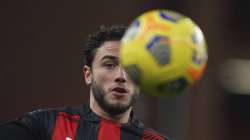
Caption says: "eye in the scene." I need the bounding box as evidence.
[103,63,117,69]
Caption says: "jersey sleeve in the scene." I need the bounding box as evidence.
[0,120,38,140]
[0,109,56,140]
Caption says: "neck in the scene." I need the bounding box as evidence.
[90,92,131,124]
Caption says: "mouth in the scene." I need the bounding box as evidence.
[111,87,128,97]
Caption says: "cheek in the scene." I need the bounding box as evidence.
[126,78,136,87]
[93,70,113,86]
[127,80,139,93]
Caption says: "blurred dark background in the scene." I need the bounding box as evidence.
[1,0,250,140]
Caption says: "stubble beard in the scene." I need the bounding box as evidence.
[91,79,139,116]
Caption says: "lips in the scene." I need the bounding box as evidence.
[110,86,129,98]
[111,87,128,94]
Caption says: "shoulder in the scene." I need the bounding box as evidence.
[18,106,76,122]
[0,106,84,139]
[22,105,84,119]
[14,106,84,131]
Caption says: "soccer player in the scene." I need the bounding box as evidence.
[0,25,169,140]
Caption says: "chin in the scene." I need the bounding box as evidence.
[109,100,129,107]
[108,99,131,108]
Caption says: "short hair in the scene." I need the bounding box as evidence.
[82,25,127,68]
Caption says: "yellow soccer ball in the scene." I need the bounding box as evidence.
[120,9,208,96]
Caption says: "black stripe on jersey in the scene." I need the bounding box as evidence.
[120,125,143,140]
[75,119,99,140]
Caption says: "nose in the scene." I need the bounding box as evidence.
[114,66,127,83]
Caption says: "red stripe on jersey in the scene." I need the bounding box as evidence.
[142,129,165,140]
[52,112,80,140]
[98,118,121,140]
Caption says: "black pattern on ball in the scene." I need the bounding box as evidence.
[158,77,188,94]
[124,64,141,85]
[147,36,171,65]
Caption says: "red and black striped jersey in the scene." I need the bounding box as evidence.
[0,105,170,140]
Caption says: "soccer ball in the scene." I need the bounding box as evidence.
[120,9,208,96]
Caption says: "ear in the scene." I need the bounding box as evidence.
[83,65,92,85]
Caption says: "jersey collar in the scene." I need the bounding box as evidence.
[81,104,144,128]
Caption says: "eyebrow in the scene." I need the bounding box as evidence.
[100,55,118,61]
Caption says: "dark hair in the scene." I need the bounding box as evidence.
[82,25,127,68]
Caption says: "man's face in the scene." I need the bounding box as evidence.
[84,41,140,115]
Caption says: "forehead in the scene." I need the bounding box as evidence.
[94,41,121,60]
